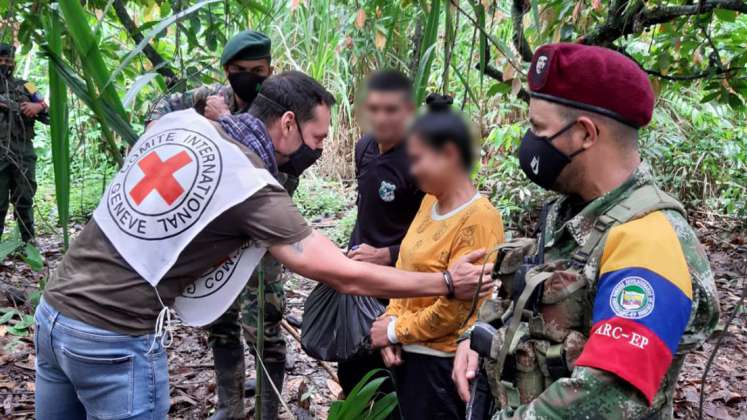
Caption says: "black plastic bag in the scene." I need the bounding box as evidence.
[301,283,385,362]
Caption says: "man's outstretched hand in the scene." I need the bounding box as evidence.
[449,249,494,300]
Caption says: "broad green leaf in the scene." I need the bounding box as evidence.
[59,0,128,120]
[22,243,44,272]
[0,311,16,325]
[43,48,138,146]
[368,392,398,419]
[106,0,221,89]
[123,72,160,108]
[7,325,29,336]
[44,10,71,249]
[715,9,737,22]
[0,229,23,262]
[15,314,34,330]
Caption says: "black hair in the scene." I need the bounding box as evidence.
[366,69,413,101]
[410,93,474,169]
[249,70,336,125]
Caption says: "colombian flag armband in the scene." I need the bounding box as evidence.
[575,212,693,404]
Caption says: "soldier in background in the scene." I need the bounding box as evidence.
[145,30,273,125]
[0,43,48,243]
[147,31,319,419]
[452,43,720,419]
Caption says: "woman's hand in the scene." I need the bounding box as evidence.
[449,249,494,300]
[370,316,392,349]
[380,345,403,368]
[348,243,391,266]
[452,339,479,402]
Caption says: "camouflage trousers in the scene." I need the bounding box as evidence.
[207,253,287,363]
[0,151,36,242]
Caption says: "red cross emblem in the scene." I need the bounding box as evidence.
[129,151,192,205]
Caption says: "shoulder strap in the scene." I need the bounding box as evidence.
[571,184,685,268]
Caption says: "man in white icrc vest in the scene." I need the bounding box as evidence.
[33,71,494,420]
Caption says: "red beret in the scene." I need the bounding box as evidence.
[528,43,654,128]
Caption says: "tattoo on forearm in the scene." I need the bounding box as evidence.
[291,241,304,254]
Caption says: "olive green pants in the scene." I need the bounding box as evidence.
[207,253,287,363]
[0,152,36,242]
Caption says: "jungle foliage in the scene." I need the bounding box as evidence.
[0,0,745,239]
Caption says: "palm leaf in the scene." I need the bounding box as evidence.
[44,10,71,248]
[59,0,128,120]
[123,72,160,108]
[413,0,442,104]
[43,47,138,147]
[106,0,222,89]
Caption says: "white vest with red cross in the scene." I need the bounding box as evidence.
[93,109,279,325]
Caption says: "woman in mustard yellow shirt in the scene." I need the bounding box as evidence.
[369,94,504,419]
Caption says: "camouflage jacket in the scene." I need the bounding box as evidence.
[145,83,245,123]
[487,164,720,419]
[1,77,48,154]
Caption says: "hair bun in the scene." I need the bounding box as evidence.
[425,93,453,112]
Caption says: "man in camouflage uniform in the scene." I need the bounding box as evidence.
[147,31,318,420]
[0,43,47,243]
[453,43,720,419]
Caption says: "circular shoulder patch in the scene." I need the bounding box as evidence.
[609,276,655,319]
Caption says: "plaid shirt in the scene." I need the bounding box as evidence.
[217,113,278,177]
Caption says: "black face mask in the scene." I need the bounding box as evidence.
[228,71,266,105]
[0,64,12,78]
[278,120,322,177]
[518,121,585,190]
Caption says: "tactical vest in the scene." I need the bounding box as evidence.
[0,78,36,150]
[481,184,685,410]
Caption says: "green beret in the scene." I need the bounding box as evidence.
[220,30,271,66]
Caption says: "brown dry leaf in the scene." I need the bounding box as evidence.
[171,395,197,407]
[374,31,387,50]
[552,27,562,43]
[297,378,312,410]
[592,0,603,12]
[355,8,366,29]
[0,325,6,337]
[572,1,583,21]
[511,78,523,97]
[721,79,737,94]
[693,49,704,66]
[650,77,662,98]
[502,62,515,81]
[326,378,343,399]
[376,6,382,18]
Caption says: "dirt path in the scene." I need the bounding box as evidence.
[0,221,744,419]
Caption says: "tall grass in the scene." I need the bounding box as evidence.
[13,0,747,235]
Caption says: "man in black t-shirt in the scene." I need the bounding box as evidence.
[342,71,423,398]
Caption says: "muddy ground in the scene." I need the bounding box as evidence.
[0,217,744,419]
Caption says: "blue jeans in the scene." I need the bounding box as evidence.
[34,298,170,420]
